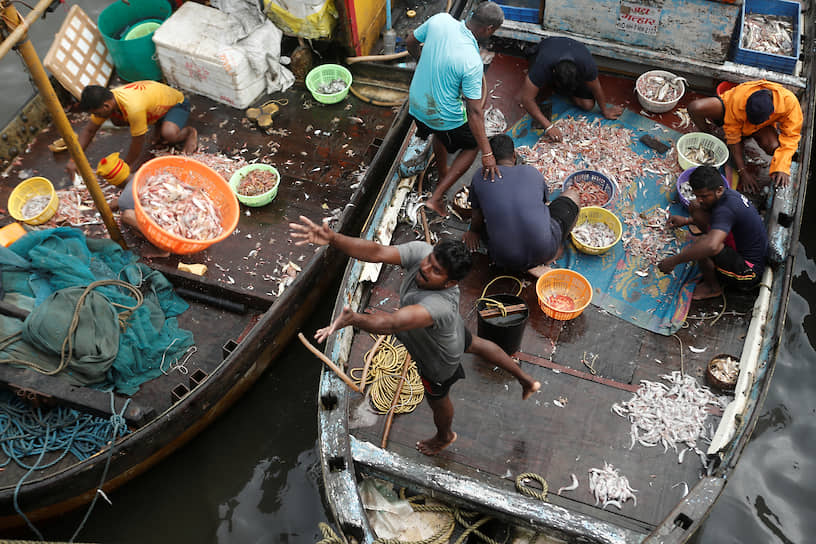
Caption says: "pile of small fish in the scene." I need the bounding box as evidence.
[546,294,575,312]
[741,13,794,57]
[709,355,739,385]
[54,182,119,227]
[611,371,727,463]
[167,151,248,182]
[572,220,616,248]
[637,73,683,104]
[588,463,637,509]
[620,206,678,265]
[21,195,51,218]
[317,78,348,95]
[236,168,279,197]
[678,178,696,203]
[453,186,470,210]
[681,143,718,166]
[570,180,610,207]
[138,171,223,240]
[516,116,679,195]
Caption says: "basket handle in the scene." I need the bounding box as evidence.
[475,275,524,319]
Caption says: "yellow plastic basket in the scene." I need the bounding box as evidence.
[535,269,592,321]
[570,206,622,255]
[7,177,59,225]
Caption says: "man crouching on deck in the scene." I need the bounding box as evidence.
[658,165,768,300]
[290,216,541,456]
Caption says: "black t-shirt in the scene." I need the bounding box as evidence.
[710,188,768,273]
[527,37,598,89]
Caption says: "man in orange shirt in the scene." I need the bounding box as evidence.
[687,80,802,193]
[66,81,197,177]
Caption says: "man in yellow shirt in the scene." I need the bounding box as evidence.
[687,80,802,193]
[66,81,197,177]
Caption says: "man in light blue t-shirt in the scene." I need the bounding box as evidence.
[406,3,504,217]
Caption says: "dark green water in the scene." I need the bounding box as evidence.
[2,4,815,542]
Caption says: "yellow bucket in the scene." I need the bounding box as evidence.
[96,152,130,186]
[7,177,59,225]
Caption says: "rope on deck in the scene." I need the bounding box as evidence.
[350,335,423,415]
[515,473,548,502]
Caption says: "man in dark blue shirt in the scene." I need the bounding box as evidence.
[463,134,580,277]
[521,37,622,142]
[658,166,768,300]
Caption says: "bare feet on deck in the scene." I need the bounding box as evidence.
[183,128,198,154]
[527,264,552,279]
[416,432,457,456]
[522,380,541,400]
[692,281,722,301]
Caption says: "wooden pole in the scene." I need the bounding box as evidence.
[381,353,412,448]
[359,334,385,396]
[0,2,127,248]
[298,333,362,393]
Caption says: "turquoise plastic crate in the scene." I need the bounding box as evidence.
[495,0,539,23]
[732,0,800,75]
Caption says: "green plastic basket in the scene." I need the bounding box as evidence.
[229,164,280,207]
[305,64,353,104]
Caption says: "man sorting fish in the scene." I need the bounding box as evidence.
[520,36,623,142]
[66,81,198,239]
[290,216,541,456]
[405,1,504,216]
[658,166,768,300]
[686,80,802,193]
[463,134,581,278]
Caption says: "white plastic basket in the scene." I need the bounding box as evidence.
[635,70,685,113]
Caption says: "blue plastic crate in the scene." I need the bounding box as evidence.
[494,0,540,23]
[732,0,800,75]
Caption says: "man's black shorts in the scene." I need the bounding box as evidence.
[549,195,580,244]
[421,328,472,400]
[713,245,761,290]
[411,115,478,154]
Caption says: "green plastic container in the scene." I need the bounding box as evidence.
[305,64,353,104]
[98,0,171,82]
[229,164,280,207]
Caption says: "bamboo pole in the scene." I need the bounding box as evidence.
[298,333,362,393]
[381,353,411,449]
[0,2,126,248]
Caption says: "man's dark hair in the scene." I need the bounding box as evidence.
[689,165,724,191]
[78,85,113,112]
[552,60,579,94]
[488,134,515,161]
[433,238,472,281]
[469,1,504,29]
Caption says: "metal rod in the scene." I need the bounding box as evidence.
[1,2,127,248]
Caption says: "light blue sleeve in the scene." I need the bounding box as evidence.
[461,61,483,101]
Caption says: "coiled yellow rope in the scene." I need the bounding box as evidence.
[350,335,424,414]
[515,473,548,501]
[474,275,524,318]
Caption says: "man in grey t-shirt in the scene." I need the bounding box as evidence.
[290,216,540,456]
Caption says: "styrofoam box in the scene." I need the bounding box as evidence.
[152,3,265,109]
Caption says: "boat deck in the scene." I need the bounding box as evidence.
[341,53,760,532]
[0,71,403,492]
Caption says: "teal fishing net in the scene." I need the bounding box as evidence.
[0,227,194,395]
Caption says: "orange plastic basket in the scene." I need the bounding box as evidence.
[132,156,239,254]
[535,269,592,320]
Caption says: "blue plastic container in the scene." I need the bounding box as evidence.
[562,170,617,209]
[494,0,540,23]
[97,0,171,82]
[732,0,800,75]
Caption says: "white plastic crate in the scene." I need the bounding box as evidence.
[152,3,266,109]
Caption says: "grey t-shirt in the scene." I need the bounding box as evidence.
[396,241,465,383]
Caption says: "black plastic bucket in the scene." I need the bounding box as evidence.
[476,293,528,355]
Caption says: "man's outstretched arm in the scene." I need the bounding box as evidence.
[315,304,434,344]
[290,215,401,265]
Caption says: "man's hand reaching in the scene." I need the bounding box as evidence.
[314,306,356,344]
[289,215,334,246]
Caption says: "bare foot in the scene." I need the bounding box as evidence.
[183,128,198,154]
[416,432,457,456]
[522,380,541,400]
[692,281,722,301]
[425,196,446,217]
[527,264,552,278]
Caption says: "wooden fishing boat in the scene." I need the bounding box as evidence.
[0,5,413,532]
[317,1,814,542]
